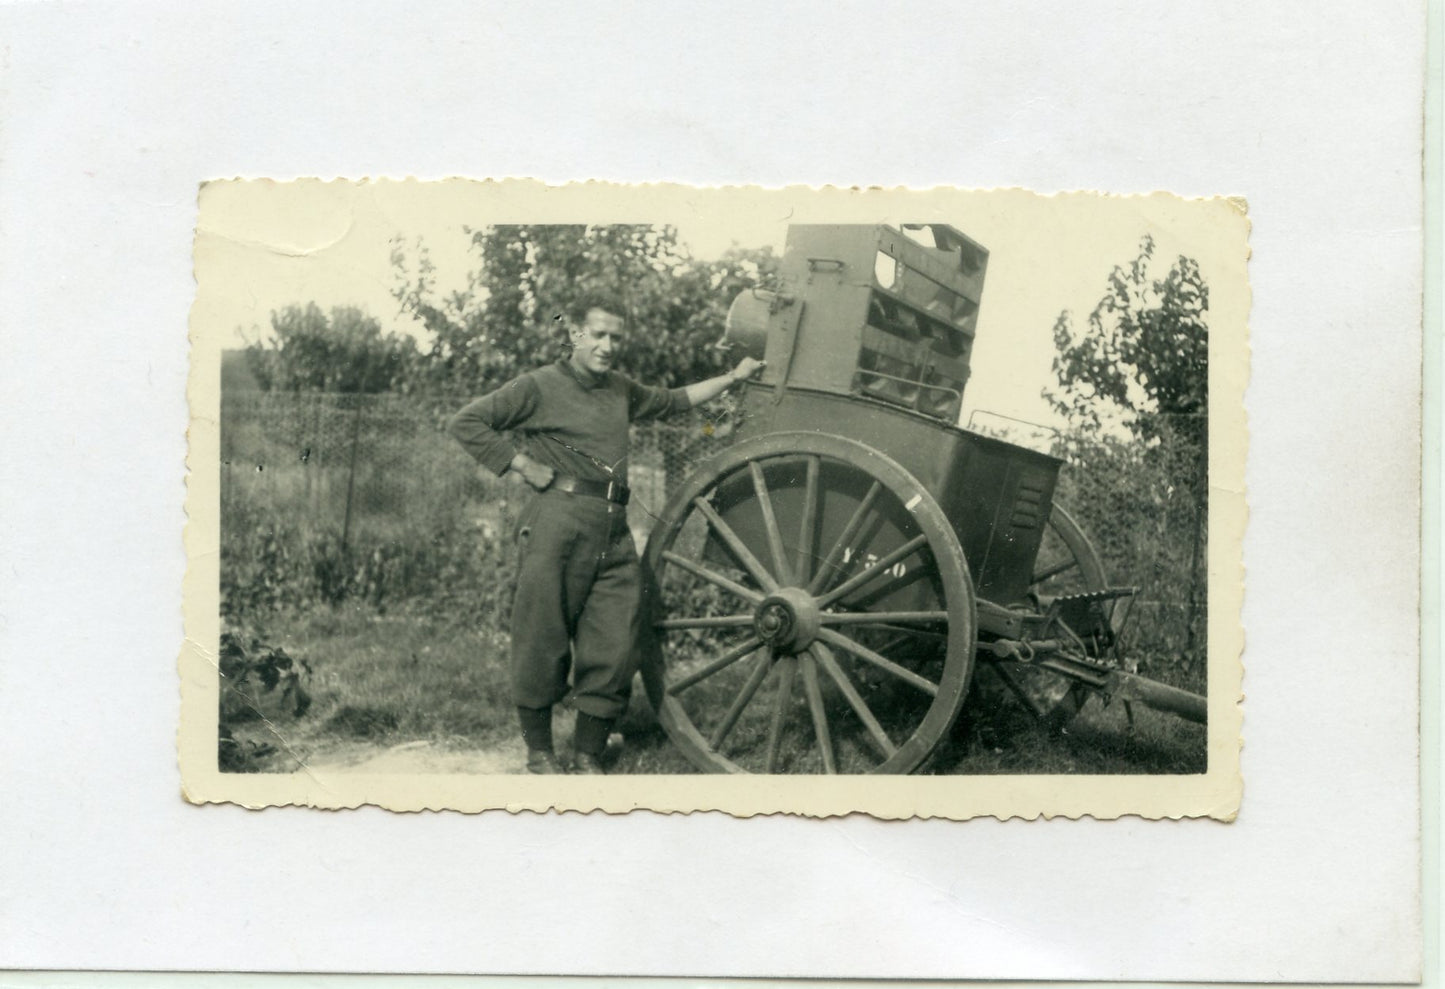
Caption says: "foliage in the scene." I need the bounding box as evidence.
[220,486,520,628]
[1053,420,1208,689]
[244,228,776,405]
[217,396,731,629]
[246,303,419,394]
[220,410,523,629]
[391,225,778,396]
[1044,236,1210,685]
[218,630,313,772]
[1045,234,1208,461]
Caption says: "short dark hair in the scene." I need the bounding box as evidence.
[565,292,624,327]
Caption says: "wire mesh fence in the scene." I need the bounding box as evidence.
[218,392,734,621]
[220,393,732,545]
[221,393,487,550]
[1052,417,1208,690]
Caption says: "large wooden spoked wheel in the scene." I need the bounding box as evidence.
[995,502,1115,727]
[641,433,976,774]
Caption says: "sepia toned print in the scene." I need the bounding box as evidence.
[180,181,1246,818]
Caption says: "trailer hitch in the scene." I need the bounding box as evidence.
[981,636,1207,726]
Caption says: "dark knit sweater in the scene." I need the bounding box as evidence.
[449,359,692,482]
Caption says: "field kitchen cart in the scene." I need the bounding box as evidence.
[641,223,1207,774]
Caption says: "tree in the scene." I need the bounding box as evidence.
[1045,235,1208,449]
[246,303,418,394]
[391,225,777,397]
[1045,236,1210,675]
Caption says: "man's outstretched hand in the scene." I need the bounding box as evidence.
[730,357,766,383]
[683,357,769,408]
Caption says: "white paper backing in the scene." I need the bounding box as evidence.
[0,0,1424,980]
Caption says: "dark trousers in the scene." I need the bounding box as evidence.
[510,490,641,720]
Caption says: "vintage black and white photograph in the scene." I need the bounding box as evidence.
[182,181,1245,816]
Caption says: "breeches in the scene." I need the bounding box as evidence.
[509,490,641,719]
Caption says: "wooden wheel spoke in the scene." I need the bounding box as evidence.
[861,624,949,645]
[749,461,794,586]
[816,627,939,696]
[655,614,755,631]
[815,533,929,609]
[763,655,798,773]
[810,643,896,760]
[668,639,763,695]
[807,480,882,595]
[692,497,779,594]
[707,649,774,750]
[1031,557,1080,585]
[794,455,820,585]
[660,550,762,605]
[799,652,836,773]
[819,610,948,626]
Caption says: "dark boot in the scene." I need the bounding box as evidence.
[519,705,563,774]
[526,749,567,774]
[573,711,613,774]
[571,752,606,775]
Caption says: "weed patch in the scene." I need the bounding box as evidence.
[324,705,402,739]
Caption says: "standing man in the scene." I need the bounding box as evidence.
[450,295,764,774]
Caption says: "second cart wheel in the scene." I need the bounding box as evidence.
[641,432,976,774]
[993,502,1115,727]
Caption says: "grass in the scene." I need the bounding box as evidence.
[226,605,517,772]
[936,667,1207,775]
[226,602,1204,776]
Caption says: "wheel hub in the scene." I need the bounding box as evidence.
[753,586,821,653]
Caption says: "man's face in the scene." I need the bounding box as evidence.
[569,307,625,376]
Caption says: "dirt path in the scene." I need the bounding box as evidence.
[305,738,529,775]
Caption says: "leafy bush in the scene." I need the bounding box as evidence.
[220,500,520,627]
[218,630,314,772]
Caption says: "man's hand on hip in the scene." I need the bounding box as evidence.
[508,452,556,492]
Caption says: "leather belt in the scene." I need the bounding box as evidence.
[551,475,630,506]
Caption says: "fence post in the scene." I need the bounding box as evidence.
[340,398,363,555]
[306,396,318,511]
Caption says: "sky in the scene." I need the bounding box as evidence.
[195,181,1241,436]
